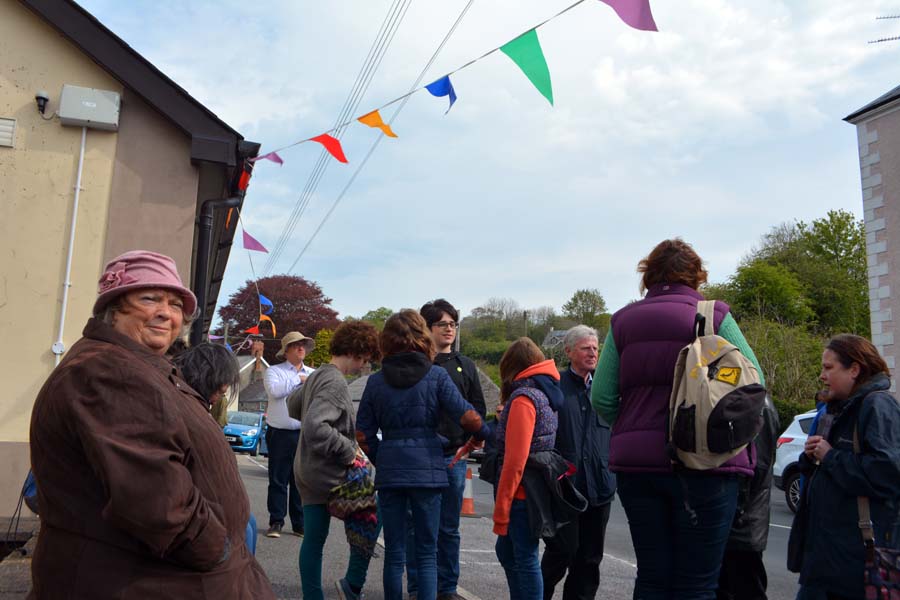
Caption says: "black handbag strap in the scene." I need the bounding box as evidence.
[853,424,877,559]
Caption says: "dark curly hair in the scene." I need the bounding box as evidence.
[637,238,708,294]
[330,320,382,361]
[380,310,435,360]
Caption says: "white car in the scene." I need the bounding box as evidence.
[773,409,818,513]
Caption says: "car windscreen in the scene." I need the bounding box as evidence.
[799,417,814,434]
[227,412,260,426]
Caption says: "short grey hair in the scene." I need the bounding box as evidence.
[564,325,599,351]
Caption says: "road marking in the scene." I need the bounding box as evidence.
[460,549,495,553]
[604,553,637,568]
[246,456,268,471]
[769,523,791,529]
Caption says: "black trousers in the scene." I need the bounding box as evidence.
[541,503,612,600]
[265,427,303,529]
[716,548,767,600]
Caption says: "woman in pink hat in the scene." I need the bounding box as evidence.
[29,250,275,599]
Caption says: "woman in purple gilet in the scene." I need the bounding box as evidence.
[591,239,764,600]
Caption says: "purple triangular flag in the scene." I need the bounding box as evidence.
[251,151,284,165]
[242,229,269,253]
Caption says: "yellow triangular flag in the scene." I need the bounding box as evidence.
[259,314,276,337]
[358,110,397,138]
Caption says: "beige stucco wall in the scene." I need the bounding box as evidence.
[852,98,900,391]
[104,90,198,283]
[0,0,123,514]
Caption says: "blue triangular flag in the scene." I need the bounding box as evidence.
[425,75,457,113]
[225,342,233,352]
[259,294,274,315]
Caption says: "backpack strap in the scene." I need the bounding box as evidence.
[696,300,717,337]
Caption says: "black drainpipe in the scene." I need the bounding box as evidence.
[190,195,243,346]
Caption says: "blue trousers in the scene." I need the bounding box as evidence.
[495,499,543,600]
[407,455,468,595]
[265,427,303,529]
[617,472,739,600]
[381,487,442,600]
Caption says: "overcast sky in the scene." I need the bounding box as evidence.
[80,0,900,321]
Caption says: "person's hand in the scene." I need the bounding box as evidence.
[470,439,485,450]
[804,435,833,463]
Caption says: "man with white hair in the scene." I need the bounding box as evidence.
[541,325,616,600]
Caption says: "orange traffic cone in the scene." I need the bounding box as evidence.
[460,467,476,517]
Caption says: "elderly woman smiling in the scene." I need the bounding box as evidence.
[29,251,274,599]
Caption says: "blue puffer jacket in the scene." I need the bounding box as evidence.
[356,352,487,489]
[789,374,900,599]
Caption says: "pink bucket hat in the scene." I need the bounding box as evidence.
[92,250,197,317]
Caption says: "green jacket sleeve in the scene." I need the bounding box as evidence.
[591,329,620,426]
[718,313,766,387]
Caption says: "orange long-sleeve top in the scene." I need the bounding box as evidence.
[492,359,559,536]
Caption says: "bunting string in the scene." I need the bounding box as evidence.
[254,0,656,162]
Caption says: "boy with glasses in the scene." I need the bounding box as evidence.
[405,299,486,600]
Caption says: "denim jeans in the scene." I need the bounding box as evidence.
[381,487,442,600]
[265,427,303,529]
[407,455,468,595]
[495,499,543,600]
[616,472,739,600]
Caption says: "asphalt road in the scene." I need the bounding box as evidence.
[239,455,800,600]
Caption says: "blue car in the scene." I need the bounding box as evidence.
[224,411,267,457]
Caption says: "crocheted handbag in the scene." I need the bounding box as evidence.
[327,452,376,521]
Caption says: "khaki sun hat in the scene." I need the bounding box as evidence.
[276,331,315,359]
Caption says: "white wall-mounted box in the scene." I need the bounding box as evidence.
[0,118,15,147]
[58,84,120,131]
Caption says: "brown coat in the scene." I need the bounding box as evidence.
[28,319,274,599]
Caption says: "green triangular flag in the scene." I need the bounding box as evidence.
[500,29,553,106]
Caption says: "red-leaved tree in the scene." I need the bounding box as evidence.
[217,275,340,363]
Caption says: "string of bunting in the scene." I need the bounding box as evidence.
[249,0,657,166]
[222,0,657,348]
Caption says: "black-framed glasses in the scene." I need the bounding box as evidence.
[433,321,458,330]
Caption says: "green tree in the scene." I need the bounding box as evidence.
[731,262,815,325]
[305,328,334,368]
[562,289,609,330]
[360,307,393,331]
[738,209,869,336]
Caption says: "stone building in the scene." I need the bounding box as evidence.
[845,84,900,390]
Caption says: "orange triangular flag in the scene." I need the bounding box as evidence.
[243,325,260,335]
[358,110,397,138]
[259,314,277,337]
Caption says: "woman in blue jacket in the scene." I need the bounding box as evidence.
[356,310,488,600]
[788,334,900,599]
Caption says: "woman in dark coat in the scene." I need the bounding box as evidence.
[29,250,274,599]
[356,310,488,600]
[788,334,900,599]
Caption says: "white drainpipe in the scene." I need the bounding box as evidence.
[52,126,87,366]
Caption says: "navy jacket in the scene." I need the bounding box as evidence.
[556,368,616,505]
[356,352,486,489]
[789,374,900,598]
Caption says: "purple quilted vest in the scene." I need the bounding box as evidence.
[496,384,557,459]
[609,283,754,476]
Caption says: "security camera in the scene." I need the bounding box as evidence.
[35,90,49,114]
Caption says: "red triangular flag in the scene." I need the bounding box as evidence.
[311,133,348,163]
[243,230,269,253]
[243,325,260,334]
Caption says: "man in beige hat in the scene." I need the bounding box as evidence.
[263,331,315,538]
